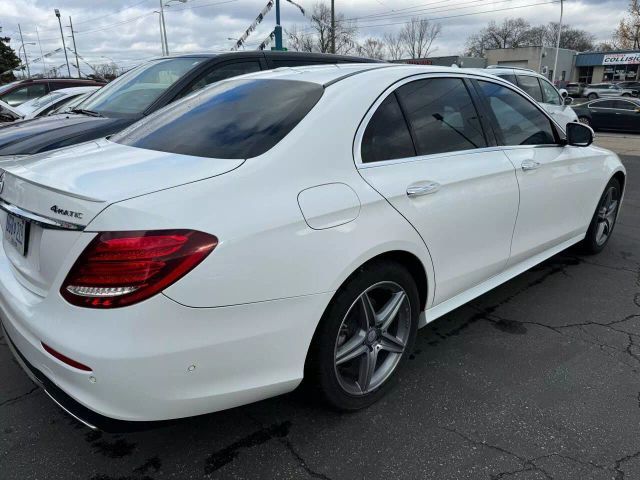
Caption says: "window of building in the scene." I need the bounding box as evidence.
[578,66,593,84]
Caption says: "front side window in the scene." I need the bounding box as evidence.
[540,80,562,106]
[614,100,638,111]
[590,100,616,109]
[478,81,556,146]
[395,78,487,155]
[361,93,416,163]
[76,57,205,117]
[113,79,323,159]
[516,75,543,102]
[497,74,517,86]
[182,61,262,97]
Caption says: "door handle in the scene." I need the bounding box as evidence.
[521,160,541,171]
[407,181,441,197]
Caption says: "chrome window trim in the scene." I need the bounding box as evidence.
[353,72,565,169]
[0,199,85,231]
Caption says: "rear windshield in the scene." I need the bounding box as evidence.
[113,79,324,159]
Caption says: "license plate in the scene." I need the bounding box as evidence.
[5,213,29,256]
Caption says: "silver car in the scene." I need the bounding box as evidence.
[583,83,638,100]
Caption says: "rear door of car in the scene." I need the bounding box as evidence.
[356,74,519,305]
[588,99,618,129]
[612,99,640,131]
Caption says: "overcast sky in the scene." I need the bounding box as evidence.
[0,0,630,75]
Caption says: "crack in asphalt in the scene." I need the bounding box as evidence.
[0,385,39,407]
[614,449,640,479]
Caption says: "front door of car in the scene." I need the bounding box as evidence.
[474,79,603,266]
[588,100,618,129]
[357,76,519,305]
[612,100,640,131]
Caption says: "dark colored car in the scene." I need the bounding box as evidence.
[573,97,640,132]
[617,81,640,90]
[0,78,106,107]
[0,52,379,158]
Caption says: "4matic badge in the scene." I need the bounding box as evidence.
[50,205,83,220]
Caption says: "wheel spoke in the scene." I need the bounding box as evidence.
[377,291,407,331]
[380,332,406,354]
[606,200,618,224]
[357,348,378,393]
[595,221,607,243]
[360,293,377,328]
[336,333,367,365]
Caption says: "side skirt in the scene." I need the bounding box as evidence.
[419,234,584,328]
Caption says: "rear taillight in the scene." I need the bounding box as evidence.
[61,230,217,308]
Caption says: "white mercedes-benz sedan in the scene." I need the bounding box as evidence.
[0,64,625,431]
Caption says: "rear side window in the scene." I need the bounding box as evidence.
[113,79,323,159]
[516,75,543,102]
[396,78,487,155]
[272,59,325,68]
[591,100,616,109]
[478,81,556,146]
[613,100,637,110]
[362,93,416,163]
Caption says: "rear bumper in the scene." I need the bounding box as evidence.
[0,243,332,426]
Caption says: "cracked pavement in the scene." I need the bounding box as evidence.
[1,152,639,480]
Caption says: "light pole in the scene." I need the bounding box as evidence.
[18,42,35,79]
[331,0,335,54]
[274,0,283,50]
[160,0,187,56]
[154,11,166,55]
[17,25,33,78]
[55,9,72,77]
[552,0,564,85]
[68,16,81,78]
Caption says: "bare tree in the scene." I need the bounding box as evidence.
[613,0,640,49]
[399,17,441,59]
[358,37,386,60]
[465,18,531,56]
[383,32,404,60]
[287,2,358,54]
[93,62,119,81]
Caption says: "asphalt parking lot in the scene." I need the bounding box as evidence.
[1,135,639,480]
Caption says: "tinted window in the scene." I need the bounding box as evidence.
[183,61,262,97]
[77,57,205,117]
[478,81,556,146]
[1,84,47,106]
[273,59,325,67]
[396,78,486,155]
[497,74,517,86]
[113,79,323,159]
[591,100,616,109]
[516,75,543,102]
[614,100,638,111]
[362,93,415,163]
[540,80,562,105]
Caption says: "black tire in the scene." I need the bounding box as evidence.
[578,116,591,127]
[580,177,622,254]
[305,261,419,411]
[588,93,598,100]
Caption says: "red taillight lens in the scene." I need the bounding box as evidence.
[61,230,218,308]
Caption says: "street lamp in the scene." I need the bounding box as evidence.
[18,42,35,79]
[159,0,187,56]
[55,8,72,77]
[153,11,166,55]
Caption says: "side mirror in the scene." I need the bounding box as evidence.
[564,96,573,105]
[566,122,594,147]
[559,88,569,98]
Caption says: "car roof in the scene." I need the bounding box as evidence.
[223,63,516,87]
[476,66,540,76]
[155,51,381,62]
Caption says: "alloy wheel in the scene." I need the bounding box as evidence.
[333,281,412,396]
[595,185,619,246]
[578,116,591,126]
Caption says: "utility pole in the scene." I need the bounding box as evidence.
[54,9,71,77]
[331,0,335,54]
[274,0,283,50]
[159,0,169,55]
[18,24,30,78]
[68,16,80,78]
[552,0,563,85]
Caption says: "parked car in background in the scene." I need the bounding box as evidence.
[616,81,640,90]
[14,86,101,120]
[0,78,105,107]
[583,83,638,100]
[474,66,578,129]
[565,82,586,97]
[0,100,22,123]
[47,91,95,116]
[0,64,624,430]
[0,52,379,160]
[573,97,640,132]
